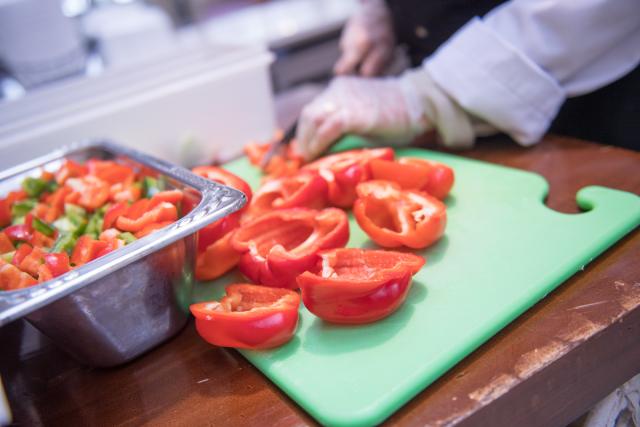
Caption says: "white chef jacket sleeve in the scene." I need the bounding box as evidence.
[423,0,640,146]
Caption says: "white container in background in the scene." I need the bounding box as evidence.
[0,44,276,168]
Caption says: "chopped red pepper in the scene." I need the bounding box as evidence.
[109,182,141,203]
[134,221,173,238]
[86,160,135,185]
[0,233,14,253]
[353,180,447,249]
[244,139,304,179]
[103,202,128,231]
[190,284,300,349]
[231,208,349,289]
[14,246,46,277]
[195,232,240,281]
[370,157,454,200]
[55,159,88,184]
[43,253,71,278]
[297,248,425,324]
[149,190,183,207]
[66,176,110,211]
[247,173,328,219]
[302,148,394,207]
[12,244,33,267]
[116,202,177,233]
[0,259,38,290]
[0,199,11,228]
[71,235,109,266]
[4,224,32,243]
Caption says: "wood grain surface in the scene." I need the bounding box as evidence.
[2,134,639,427]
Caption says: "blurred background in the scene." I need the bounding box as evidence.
[0,0,380,168]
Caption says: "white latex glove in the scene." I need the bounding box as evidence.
[334,0,395,77]
[295,68,478,161]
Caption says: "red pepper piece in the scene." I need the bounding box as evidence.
[134,220,173,238]
[370,158,454,200]
[0,199,10,228]
[43,253,71,278]
[17,246,46,277]
[86,159,136,185]
[103,202,128,231]
[66,176,110,211]
[190,284,300,349]
[197,211,240,252]
[116,202,177,233]
[55,159,88,185]
[244,139,304,179]
[297,248,425,324]
[353,180,447,249]
[4,224,33,243]
[247,172,328,219]
[12,244,33,267]
[30,231,55,249]
[149,190,183,207]
[192,166,252,209]
[0,233,14,253]
[71,235,109,266]
[0,259,38,290]
[231,208,349,289]
[302,148,394,207]
[109,182,141,203]
[195,232,240,281]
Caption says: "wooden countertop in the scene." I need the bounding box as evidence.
[2,135,639,427]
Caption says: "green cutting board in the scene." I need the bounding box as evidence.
[194,137,640,427]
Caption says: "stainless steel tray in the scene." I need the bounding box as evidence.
[0,141,246,366]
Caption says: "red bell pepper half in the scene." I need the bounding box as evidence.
[247,172,328,219]
[192,166,252,280]
[231,208,349,289]
[370,157,454,200]
[297,248,425,324]
[190,284,300,349]
[302,148,394,207]
[353,180,447,249]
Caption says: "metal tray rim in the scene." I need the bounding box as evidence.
[0,140,246,326]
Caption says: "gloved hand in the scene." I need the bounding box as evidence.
[295,68,477,161]
[334,0,395,77]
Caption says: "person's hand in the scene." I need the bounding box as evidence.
[295,69,477,161]
[334,0,395,77]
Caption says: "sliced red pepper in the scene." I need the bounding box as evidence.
[124,199,151,220]
[297,248,425,324]
[244,139,304,179]
[109,182,141,203]
[71,235,109,266]
[353,180,447,249]
[247,173,328,219]
[302,148,394,207]
[149,189,183,207]
[43,253,71,278]
[190,284,300,349]
[0,233,14,253]
[0,259,38,290]
[231,208,349,289]
[116,202,177,233]
[66,176,110,211]
[55,159,88,184]
[134,220,173,238]
[103,202,128,230]
[195,232,240,281]
[370,157,454,200]
[0,199,11,227]
[86,159,136,185]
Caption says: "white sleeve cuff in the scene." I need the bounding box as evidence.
[424,17,565,146]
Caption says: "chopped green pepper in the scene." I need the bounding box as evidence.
[85,211,104,239]
[22,177,48,198]
[64,203,87,227]
[32,217,55,237]
[142,176,166,198]
[11,199,37,219]
[51,233,77,255]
